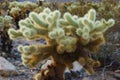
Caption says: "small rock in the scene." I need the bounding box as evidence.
[0,57,18,77]
[82,77,90,80]
[115,70,120,73]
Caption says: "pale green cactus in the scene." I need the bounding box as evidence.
[8,1,39,23]
[0,15,13,53]
[0,15,12,29]
[10,7,21,16]
[8,8,115,80]
[9,1,38,9]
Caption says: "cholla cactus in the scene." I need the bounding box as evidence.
[0,15,13,53]
[0,15,12,28]
[8,1,39,28]
[9,1,38,11]
[9,1,38,17]
[8,8,115,80]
